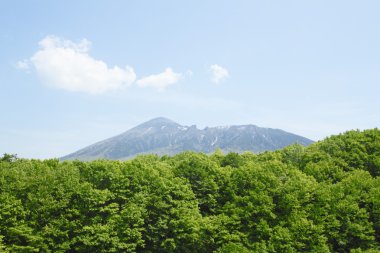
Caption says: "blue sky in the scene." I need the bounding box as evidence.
[1,0,379,158]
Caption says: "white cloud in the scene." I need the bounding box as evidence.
[25,35,136,94]
[137,68,182,91]
[210,64,229,84]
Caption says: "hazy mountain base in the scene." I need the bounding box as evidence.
[0,129,379,252]
[62,117,314,161]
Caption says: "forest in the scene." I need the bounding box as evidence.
[0,129,379,252]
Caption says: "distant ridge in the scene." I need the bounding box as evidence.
[61,117,314,160]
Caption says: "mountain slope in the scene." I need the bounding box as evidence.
[61,117,313,160]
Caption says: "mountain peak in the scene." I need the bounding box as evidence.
[62,119,314,161]
[134,117,180,129]
[147,117,177,124]
[145,117,178,125]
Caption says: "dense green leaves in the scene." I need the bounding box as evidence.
[0,129,379,252]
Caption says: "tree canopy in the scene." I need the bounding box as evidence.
[0,129,379,252]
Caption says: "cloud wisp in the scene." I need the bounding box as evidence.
[137,68,182,91]
[210,64,229,84]
[21,36,136,94]
[16,59,30,71]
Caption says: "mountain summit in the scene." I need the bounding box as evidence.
[134,117,179,129]
[61,117,313,160]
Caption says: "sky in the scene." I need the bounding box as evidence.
[1,0,379,158]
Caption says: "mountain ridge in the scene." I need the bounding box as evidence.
[61,117,314,161]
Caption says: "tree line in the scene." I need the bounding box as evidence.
[0,129,379,252]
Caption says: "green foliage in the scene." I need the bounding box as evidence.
[0,129,379,252]
[0,153,18,162]
[220,152,244,168]
[302,129,380,177]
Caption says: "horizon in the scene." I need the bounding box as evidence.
[61,116,315,161]
[7,116,371,159]
[1,1,379,158]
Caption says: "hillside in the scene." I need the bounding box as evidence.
[62,117,313,160]
[0,129,379,252]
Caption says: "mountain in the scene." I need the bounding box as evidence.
[61,117,314,160]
